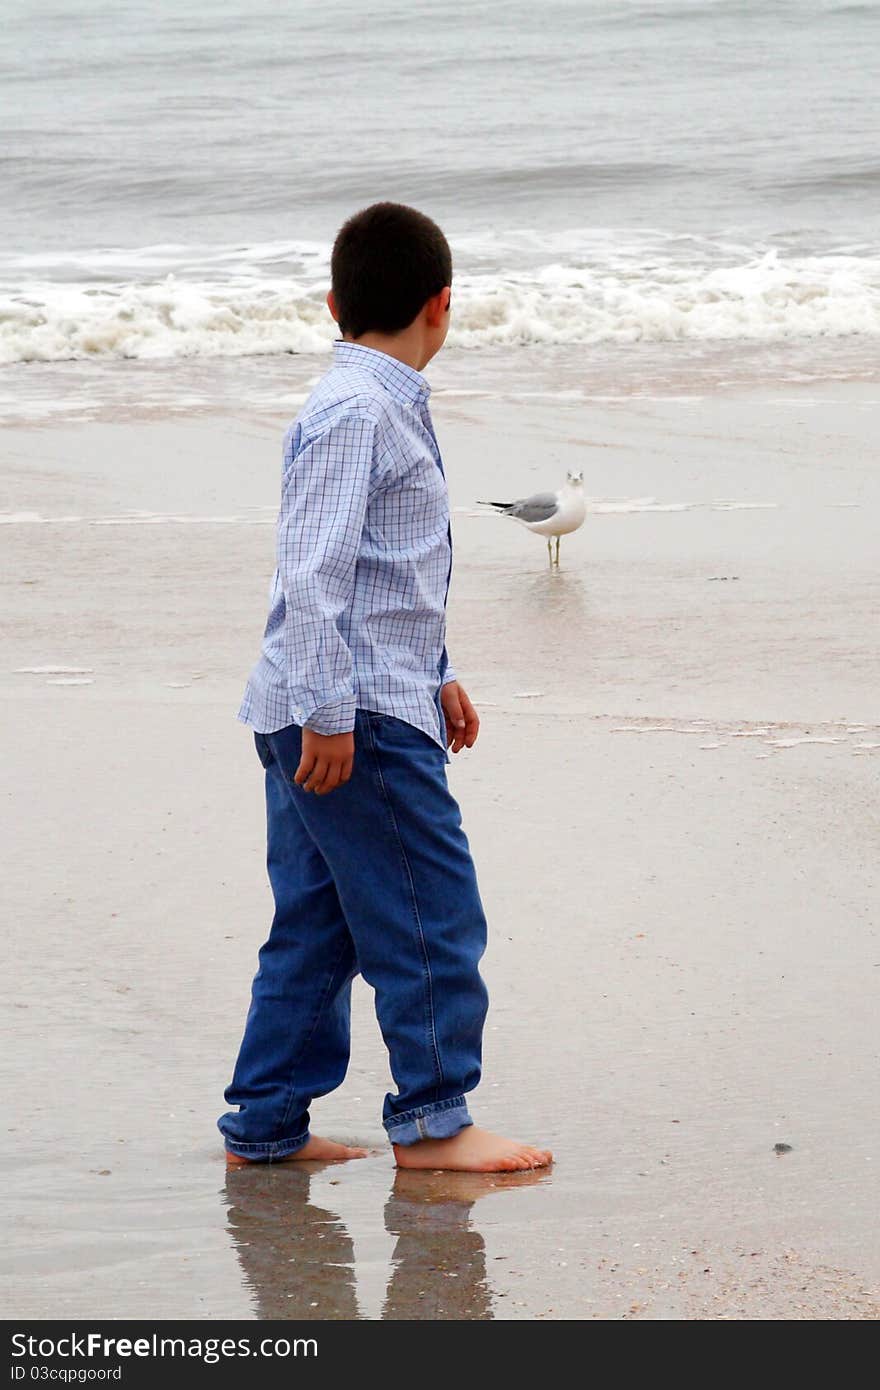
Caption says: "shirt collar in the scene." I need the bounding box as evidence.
[332,339,431,406]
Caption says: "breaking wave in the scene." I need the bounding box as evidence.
[2,234,878,364]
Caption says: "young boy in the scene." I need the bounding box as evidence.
[218,202,552,1173]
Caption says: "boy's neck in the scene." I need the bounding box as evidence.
[343,329,433,374]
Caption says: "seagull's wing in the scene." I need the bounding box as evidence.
[503,492,560,523]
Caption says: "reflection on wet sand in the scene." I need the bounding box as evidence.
[384,1170,544,1319]
[482,566,596,692]
[224,1165,547,1320]
[225,1164,357,1320]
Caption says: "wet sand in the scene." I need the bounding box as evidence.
[2,382,879,1319]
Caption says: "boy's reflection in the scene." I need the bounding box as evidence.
[224,1164,546,1320]
[384,1170,493,1319]
[224,1164,357,1320]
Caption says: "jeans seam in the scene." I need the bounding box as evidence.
[364,714,444,1096]
[278,928,353,1134]
[275,784,355,1134]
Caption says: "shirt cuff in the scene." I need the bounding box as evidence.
[441,665,457,685]
[299,695,357,735]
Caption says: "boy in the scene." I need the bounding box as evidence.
[218,202,552,1173]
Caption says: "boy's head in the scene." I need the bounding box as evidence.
[327,202,452,361]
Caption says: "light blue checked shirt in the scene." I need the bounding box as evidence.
[237,340,456,757]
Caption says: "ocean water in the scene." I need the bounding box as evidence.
[1,0,879,411]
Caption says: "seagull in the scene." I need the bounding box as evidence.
[478,470,586,566]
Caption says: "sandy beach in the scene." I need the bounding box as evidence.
[2,377,878,1319]
[4,0,879,1328]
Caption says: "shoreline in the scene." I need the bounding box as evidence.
[1,339,878,428]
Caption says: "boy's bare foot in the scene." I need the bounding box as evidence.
[225,1135,369,1167]
[393,1125,553,1173]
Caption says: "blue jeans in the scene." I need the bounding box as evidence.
[218,709,489,1161]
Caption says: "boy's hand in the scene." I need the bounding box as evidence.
[295,729,355,795]
[441,681,480,753]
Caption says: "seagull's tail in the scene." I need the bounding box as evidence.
[476,500,511,510]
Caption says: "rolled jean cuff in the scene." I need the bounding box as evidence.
[220,1126,310,1163]
[384,1096,473,1146]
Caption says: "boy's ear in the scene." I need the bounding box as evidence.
[425,286,451,326]
[326,289,339,324]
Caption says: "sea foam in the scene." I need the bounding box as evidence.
[1,236,878,364]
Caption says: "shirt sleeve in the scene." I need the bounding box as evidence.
[277,409,377,734]
[441,650,457,685]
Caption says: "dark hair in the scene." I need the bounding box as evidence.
[330,201,452,338]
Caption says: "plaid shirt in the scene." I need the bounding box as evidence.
[237,340,456,756]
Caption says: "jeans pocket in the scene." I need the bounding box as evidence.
[368,711,440,755]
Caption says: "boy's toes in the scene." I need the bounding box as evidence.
[501,1151,532,1171]
[517,1146,552,1169]
[508,1145,543,1170]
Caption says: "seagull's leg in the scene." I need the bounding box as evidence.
[546,537,553,567]
[554,535,561,566]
